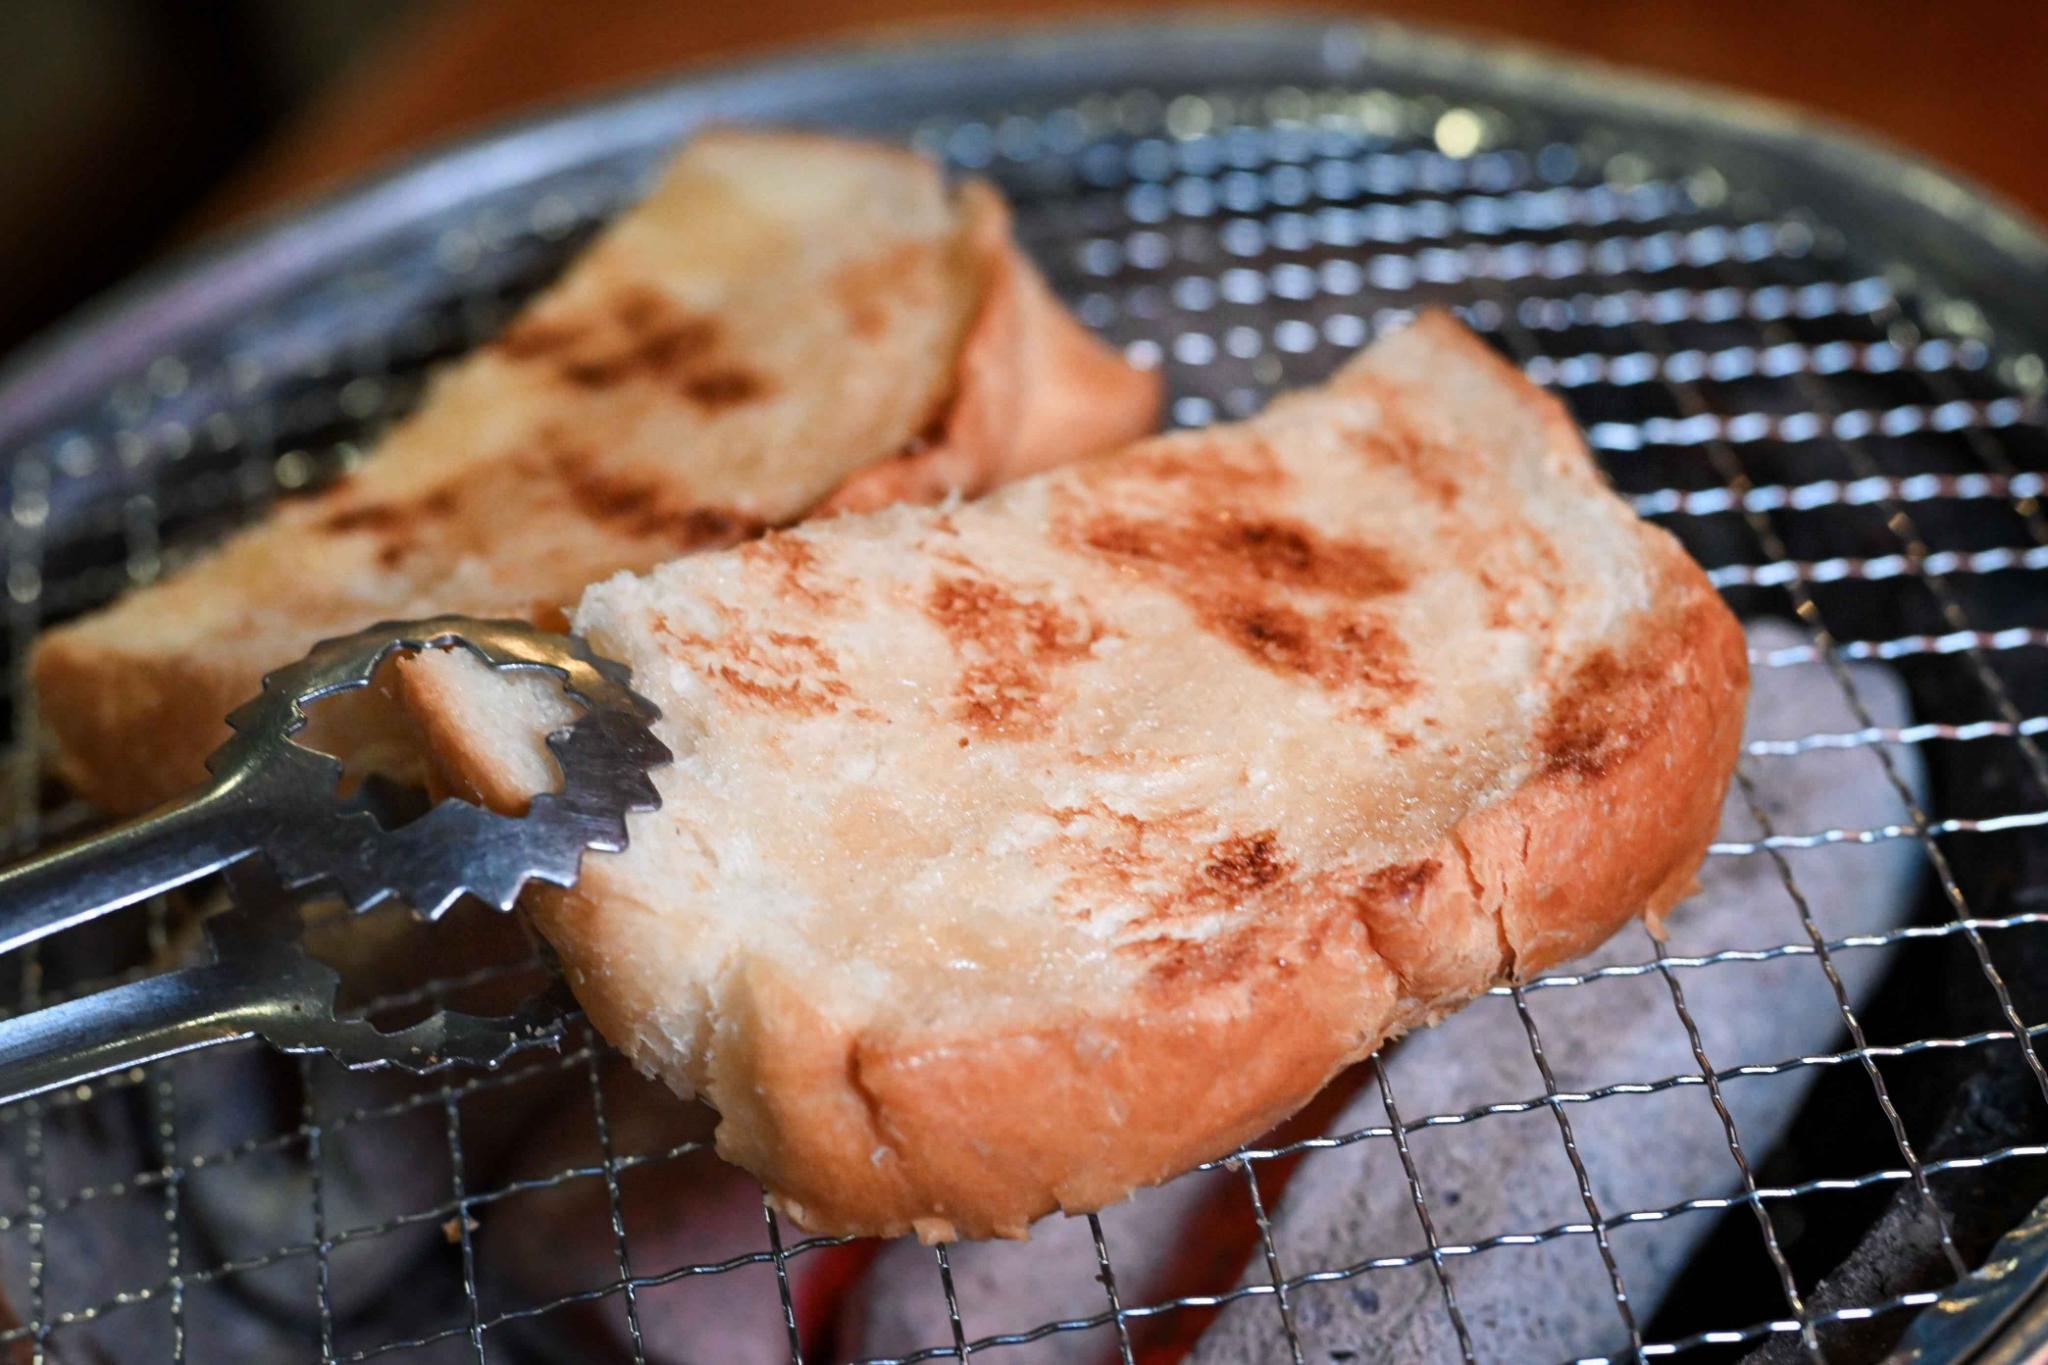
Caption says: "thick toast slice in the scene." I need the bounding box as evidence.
[33,129,1159,813]
[400,312,1748,1242]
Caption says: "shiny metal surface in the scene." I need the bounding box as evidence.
[0,617,665,1104]
[0,616,667,946]
[1890,1197,2048,1364]
[0,865,570,1109]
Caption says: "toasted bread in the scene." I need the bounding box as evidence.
[33,129,1159,813]
[399,312,1748,1242]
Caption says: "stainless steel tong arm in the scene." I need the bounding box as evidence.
[0,617,670,1101]
[0,616,669,947]
[0,771,294,958]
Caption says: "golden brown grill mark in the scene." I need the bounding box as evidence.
[655,615,852,718]
[831,240,938,337]
[1127,830,1311,988]
[1041,802,1210,909]
[955,662,1040,735]
[682,368,768,409]
[674,507,755,544]
[1140,933,1263,990]
[318,484,467,568]
[492,317,584,362]
[321,503,402,534]
[1068,506,1414,698]
[1347,420,1462,507]
[1113,827,1288,923]
[1356,858,1440,908]
[1540,649,1655,779]
[1335,374,1472,507]
[1221,600,1321,677]
[1078,508,1404,598]
[319,427,762,573]
[1084,440,1291,501]
[1130,852,1448,992]
[1202,831,1291,894]
[540,445,762,552]
[708,670,843,714]
[926,575,1099,739]
[739,531,840,610]
[492,286,769,409]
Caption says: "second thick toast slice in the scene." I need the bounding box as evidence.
[33,129,1158,812]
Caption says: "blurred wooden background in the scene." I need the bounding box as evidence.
[1,1,2041,359]
[212,0,2048,227]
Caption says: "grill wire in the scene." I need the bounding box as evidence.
[0,74,2045,1364]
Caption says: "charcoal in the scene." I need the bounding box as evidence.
[478,1059,852,1364]
[1193,622,1929,1363]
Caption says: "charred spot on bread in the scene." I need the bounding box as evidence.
[318,484,467,568]
[1336,382,1464,507]
[1203,832,1292,894]
[655,615,853,717]
[1357,858,1441,908]
[682,368,768,410]
[495,286,724,392]
[1072,508,1403,599]
[1088,440,1291,500]
[320,503,404,534]
[739,532,841,611]
[1540,649,1656,779]
[926,575,1099,739]
[1063,505,1413,695]
[1206,597,1414,696]
[541,446,763,552]
[831,239,939,337]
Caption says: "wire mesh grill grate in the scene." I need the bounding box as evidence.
[0,55,2045,1364]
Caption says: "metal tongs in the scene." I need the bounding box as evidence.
[0,617,670,1104]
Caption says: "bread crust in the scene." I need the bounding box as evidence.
[31,136,1157,816]
[31,637,248,812]
[401,449,1749,1243]
[816,182,1161,516]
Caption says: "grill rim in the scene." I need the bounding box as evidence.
[4,10,2048,450]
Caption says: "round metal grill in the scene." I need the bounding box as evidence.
[0,18,2044,1363]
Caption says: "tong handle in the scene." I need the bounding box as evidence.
[0,917,570,1107]
[0,960,277,1106]
[0,782,260,957]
